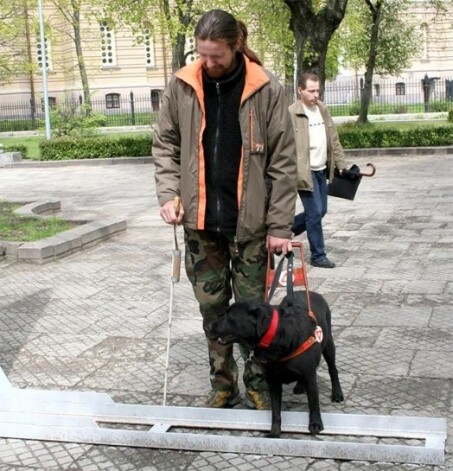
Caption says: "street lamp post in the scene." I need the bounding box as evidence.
[37,0,51,139]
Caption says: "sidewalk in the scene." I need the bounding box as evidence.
[0,153,452,470]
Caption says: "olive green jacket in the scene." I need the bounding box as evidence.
[288,99,347,191]
[153,55,297,242]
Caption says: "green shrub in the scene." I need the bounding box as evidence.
[4,144,28,158]
[39,134,152,160]
[347,101,361,116]
[429,100,449,112]
[0,120,36,132]
[338,120,357,129]
[369,103,396,115]
[448,110,453,123]
[37,102,107,137]
[102,111,159,127]
[338,124,453,149]
[344,102,409,116]
[393,105,408,114]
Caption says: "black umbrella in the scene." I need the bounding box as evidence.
[328,163,376,200]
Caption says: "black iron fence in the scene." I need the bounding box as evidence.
[0,91,161,133]
[1,76,452,133]
[324,75,453,117]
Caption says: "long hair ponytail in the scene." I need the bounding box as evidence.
[194,9,262,66]
[237,20,262,66]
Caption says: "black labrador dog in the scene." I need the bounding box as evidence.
[209,290,344,438]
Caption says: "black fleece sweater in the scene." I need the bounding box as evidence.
[202,54,245,233]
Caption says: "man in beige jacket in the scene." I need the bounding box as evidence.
[289,72,348,268]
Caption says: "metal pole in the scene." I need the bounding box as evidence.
[163,197,181,406]
[37,0,51,139]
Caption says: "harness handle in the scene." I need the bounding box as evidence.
[267,253,290,304]
[265,243,313,315]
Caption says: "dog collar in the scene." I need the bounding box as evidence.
[258,308,279,348]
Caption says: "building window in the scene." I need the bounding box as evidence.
[395,82,406,96]
[106,93,120,109]
[100,21,117,67]
[143,29,155,67]
[374,84,380,97]
[185,36,196,64]
[421,23,429,61]
[36,34,52,71]
[41,96,56,109]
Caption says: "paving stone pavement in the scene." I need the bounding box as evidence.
[0,153,452,470]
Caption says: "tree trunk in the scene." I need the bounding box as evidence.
[357,0,383,126]
[161,0,194,72]
[71,0,91,113]
[172,33,186,72]
[23,0,36,128]
[285,0,348,99]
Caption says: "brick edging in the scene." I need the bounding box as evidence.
[0,200,127,263]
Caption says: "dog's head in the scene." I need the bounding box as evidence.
[208,299,273,348]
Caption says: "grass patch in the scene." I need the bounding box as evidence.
[0,201,81,242]
[0,136,43,159]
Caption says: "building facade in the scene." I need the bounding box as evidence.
[1,0,452,115]
[1,2,173,113]
[324,0,453,107]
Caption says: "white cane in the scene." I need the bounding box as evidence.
[163,196,181,406]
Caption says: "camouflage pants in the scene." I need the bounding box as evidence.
[184,229,268,392]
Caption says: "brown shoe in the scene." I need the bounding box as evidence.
[204,387,241,408]
[244,389,271,410]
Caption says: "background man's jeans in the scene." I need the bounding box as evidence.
[292,170,328,261]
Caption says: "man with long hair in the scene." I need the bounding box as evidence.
[153,9,296,409]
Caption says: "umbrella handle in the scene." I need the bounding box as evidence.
[360,163,376,177]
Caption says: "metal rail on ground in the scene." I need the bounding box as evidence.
[0,368,446,465]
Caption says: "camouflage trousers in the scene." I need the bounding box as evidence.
[184,229,268,392]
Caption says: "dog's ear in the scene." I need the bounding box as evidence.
[248,302,272,337]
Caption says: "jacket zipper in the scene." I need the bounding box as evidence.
[213,82,222,231]
[249,108,254,153]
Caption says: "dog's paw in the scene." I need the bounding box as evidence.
[293,380,305,395]
[308,421,324,435]
[266,432,281,439]
[331,387,344,403]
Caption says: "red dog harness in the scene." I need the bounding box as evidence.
[258,308,323,361]
[258,308,280,348]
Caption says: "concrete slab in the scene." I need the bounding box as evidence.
[0,152,22,166]
[0,152,451,470]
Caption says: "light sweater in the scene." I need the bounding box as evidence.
[303,104,327,171]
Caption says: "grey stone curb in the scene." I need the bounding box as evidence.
[0,156,153,168]
[15,199,62,217]
[0,200,127,263]
[1,147,452,169]
[345,145,453,157]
